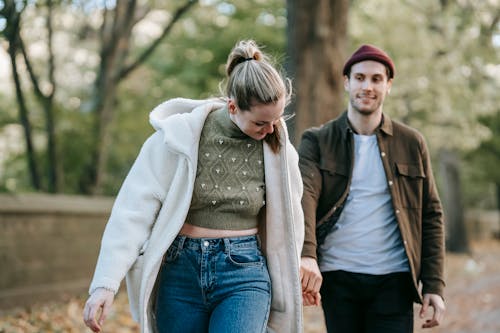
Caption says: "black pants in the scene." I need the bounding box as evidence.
[321,270,414,333]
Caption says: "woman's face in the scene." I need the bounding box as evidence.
[228,96,285,141]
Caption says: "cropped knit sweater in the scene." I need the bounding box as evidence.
[186,107,265,230]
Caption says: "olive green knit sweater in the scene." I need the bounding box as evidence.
[185,107,265,230]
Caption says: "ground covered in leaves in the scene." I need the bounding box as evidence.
[1,240,499,333]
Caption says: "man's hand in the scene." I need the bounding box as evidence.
[419,293,445,329]
[300,257,322,306]
[83,288,115,332]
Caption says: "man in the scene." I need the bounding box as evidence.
[299,44,445,333]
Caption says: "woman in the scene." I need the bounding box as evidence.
[83,40,304,333]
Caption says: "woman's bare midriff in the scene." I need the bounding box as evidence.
[179,223,258,238]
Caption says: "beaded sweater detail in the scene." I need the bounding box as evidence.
[185,107,265,230]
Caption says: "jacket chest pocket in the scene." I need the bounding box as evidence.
[319,159,349,210]
[395,163,425,209]
[319,159,349,181]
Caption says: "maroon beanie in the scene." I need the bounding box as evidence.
[343,44,395,79]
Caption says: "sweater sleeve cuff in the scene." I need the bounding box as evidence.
[89,277,120,295]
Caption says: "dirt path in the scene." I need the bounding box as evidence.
[1,240,499,333]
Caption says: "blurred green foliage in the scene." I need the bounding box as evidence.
[1,0,499,210]
[0,0,288,194]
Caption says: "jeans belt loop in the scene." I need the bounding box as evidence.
[177,235,187,251]
[223,238,231,254]
[256,234,262,248]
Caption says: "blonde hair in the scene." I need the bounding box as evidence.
[223,40,292,153]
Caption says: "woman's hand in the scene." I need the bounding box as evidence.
[83,288,115,332]
[300,256,323,294]
[300,257,323,306]
[302,291,321,306]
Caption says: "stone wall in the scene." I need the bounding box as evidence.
[0,193,114,309]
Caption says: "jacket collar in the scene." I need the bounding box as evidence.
[339,110,394,139]
[380,113,394,136]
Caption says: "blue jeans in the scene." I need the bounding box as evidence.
[155,235,271,333]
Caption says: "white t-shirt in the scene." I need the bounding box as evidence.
[319,133,409,274]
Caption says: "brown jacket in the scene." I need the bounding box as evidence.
[298,111,445,301]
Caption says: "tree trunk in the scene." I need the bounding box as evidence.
[80,1,138,194]
[8,44,41,191]
[3,1,41,190]
[44,0,59,192]
[5,0,60,192]
[42,96,58,192]
[286,0,349,143]
[20,0,59,192]
[439,148,469,253]
[80,0,197,194]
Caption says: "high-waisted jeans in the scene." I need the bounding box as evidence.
[154,235,271,333]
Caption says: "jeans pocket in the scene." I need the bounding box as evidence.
[227,244,264,267]
[163,243,180,264]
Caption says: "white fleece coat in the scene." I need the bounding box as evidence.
[89,98,304,333]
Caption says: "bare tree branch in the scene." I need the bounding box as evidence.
[133,3,151,25]
[119,0,197,80]
[487,10,500,37]
[100,5,110,46]
[9,48,41,190]
[18,39,45,100]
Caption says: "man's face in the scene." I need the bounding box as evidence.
[344,60,392,116]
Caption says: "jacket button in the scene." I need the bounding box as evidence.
[381,152,386,157]
[388,180,393,186]
[395,209,400,214]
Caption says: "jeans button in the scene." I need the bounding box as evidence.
[203,241,210,247]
